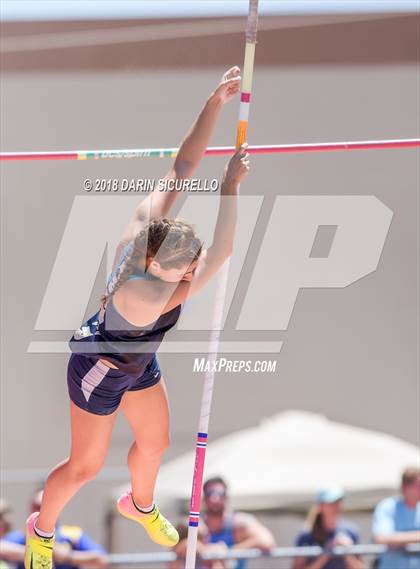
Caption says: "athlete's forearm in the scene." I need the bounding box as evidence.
[210,145,249,258]
[174,93,223,178]
[211,178,238,259]
[128,93,224,228]
[126,69,240,230]
[174,66,240,177]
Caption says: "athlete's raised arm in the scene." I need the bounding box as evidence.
[121,67,241,244]
[150,143,250,314]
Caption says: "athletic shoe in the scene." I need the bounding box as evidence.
[117,491,179,547]
[24,512,54,569]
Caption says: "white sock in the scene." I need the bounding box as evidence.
[34,524,55,540]
[132,496,155,514]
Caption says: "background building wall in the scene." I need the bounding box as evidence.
[1,13,419,565]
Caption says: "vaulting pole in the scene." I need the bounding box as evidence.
[184,2,259,568]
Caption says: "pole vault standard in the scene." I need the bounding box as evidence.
[1,139,419,161]
[184,2,259,568]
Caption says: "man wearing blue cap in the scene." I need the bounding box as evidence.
[292,487,364,569]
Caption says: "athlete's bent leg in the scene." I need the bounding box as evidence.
[120,379,170,507]
[36,402,117,532]
[118,378,178,546]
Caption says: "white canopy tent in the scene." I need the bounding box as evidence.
[114,410,419,513]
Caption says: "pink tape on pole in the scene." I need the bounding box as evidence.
[189,445,206,521]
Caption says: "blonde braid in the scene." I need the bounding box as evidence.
[100,229,148,306]
[100,218,202,306]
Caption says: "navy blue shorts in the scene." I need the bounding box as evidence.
[67,354,162,415]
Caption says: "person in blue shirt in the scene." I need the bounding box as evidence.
[172,477,274,569]
[292,487,364,569]
[201,477,275,569]
[2,490,107,569]
[170,523,228,569]
[0,500,14,569]
[372,466,420,569]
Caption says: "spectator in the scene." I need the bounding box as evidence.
[292,487,364,569]
[170,523,228,569]
[372,466,420,569]
[0,501,12,540]
[0,500,16,569]
[201,477,275,569]
[2,490,107,569]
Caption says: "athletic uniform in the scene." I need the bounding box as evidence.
[24,243,181,569]
[68,243,181,415]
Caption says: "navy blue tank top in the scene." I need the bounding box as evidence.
[69,243,181,376]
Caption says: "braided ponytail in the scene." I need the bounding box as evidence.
[101,218,202,306]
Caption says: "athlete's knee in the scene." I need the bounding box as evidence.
[136,434,171,458]
[67,458,103,483]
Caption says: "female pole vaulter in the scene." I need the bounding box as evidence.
[24,67,250,569]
